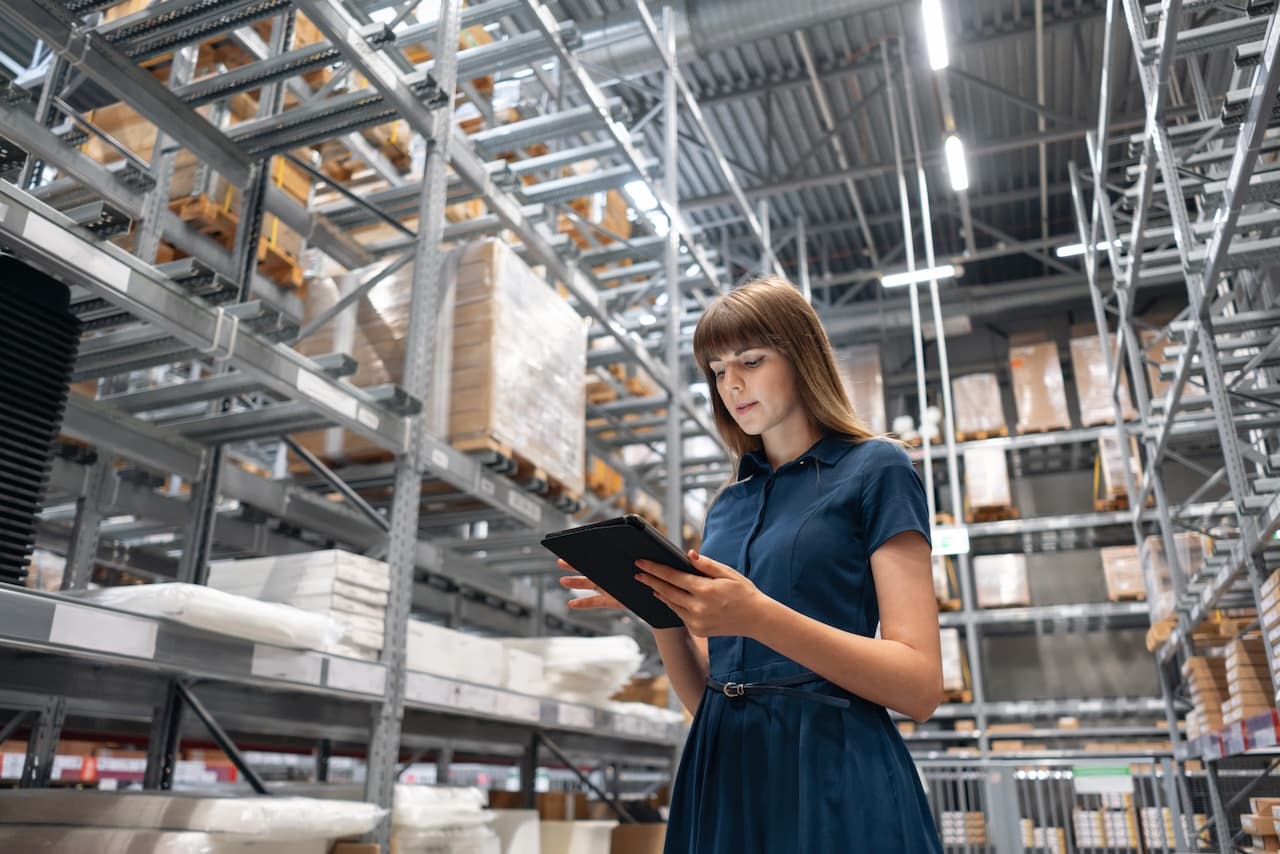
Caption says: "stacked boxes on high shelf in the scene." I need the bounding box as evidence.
[1263,571,1280,692]
[940,628,970,703]
[972,554,1030,609]
[295,239,588,503]
[1070,330,1139,426]
[1020,820,1066,853]
[1183,656,1228,734]
[1223,636,1272,725]
[1140,805,1209,850]
[1099,545,1146,602]
[1095,433,1144,511]
[1242,798,1280,853]
[950,373,1007,441]
[1008,335,1072,433]
[833,345,887,434]
[962,447,1018,523]
[1142,531,1212,621]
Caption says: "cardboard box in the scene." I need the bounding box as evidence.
[973,554,1031,608]
[940,628,966,692]
[952,373,1006,436]
[612,824,667,854]
[1009,341,1072,433]
[1097,434,1142,499]
[833,344,887,434]
[1100,545,1145,601]
[1070,333,1139,425]
[963,446,1012,510]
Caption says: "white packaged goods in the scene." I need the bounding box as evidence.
[940,628,965,692]
[76,584,342,651]
[0,791,384,840]
[1142,532,1211,620]
[540,821,618,854]
[490,810,540,854]
[0,828,328,853]
[503,648,547,696]
[962,446,1012,509]
[209,551,391,655]
[208,551,392,595]
[393,785,499,854]
[606,701,685,725]
[951,373,1006,436]
[408,621,506,687]
[502,637,643,707]
[972,554,1030,608]
[833,344,887,434]
[932,556,952,601]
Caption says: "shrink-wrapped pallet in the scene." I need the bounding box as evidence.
[833,344,887,434]
[1099,545,1145,601]
[951,373,1006,437]
[962,447,1012,511]
[1008,341,1072,432]
[973,554,1030,608]
[1070,333,1138,425]
[940,628,966,693]
[296,240,587,495]
[1098,433,1142,501]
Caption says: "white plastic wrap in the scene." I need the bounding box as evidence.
[208,551,392,597]
[1008,342,1072,433]
[962,447,1012,509]
[605,701,685,725]
[76,584,344,651]
[972,554,1030,608]
[0,791,384,840]
[951,373,1006,436]
[833,344,887,433]
[501,636,643,707]
[407,620,507,687]
[394,785,490,830]
[395,825,501,854]
[0,828,328,854]
[1070,333,1139,426]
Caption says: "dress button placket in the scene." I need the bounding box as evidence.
[731,471,776,670]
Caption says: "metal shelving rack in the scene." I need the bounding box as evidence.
[0,0,770,847]
[1072,0,1280,849]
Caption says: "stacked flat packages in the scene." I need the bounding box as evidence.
[207,550,390,661]
[833,344,887,434]
[1008,338,1072,433]
[296,239,588,495]
[1263,571,1280,689]
[973,554,1030,608]
[1182,656,1228,732]
[962,446,1013,515]
[1099,545,1145,601]
[951,373,1006,437]
[406,619,546,696]
[1070,332,1139,426]
[1223,637,1272,725]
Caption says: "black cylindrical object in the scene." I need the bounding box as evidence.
[0,256,81,586]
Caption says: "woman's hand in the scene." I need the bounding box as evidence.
[635,550,771,638]
[557,558,627,610]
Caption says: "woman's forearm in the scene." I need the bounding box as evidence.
[653,627,710,714]
[750,598,943,721]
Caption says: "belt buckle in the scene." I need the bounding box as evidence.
[722,681,746,698]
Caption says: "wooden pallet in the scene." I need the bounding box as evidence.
[1015,423,1072,435]
[965,505,1020,523]
[1107,590,1147,603]
[1094,495,1132,513]
[943,689,973,704]
[937,598,963,612]
[171,194,304,290]
[454,435,583,513]
[956,426,1010,442]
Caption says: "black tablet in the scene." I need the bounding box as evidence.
[541,514,701,629]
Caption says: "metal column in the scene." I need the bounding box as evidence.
[661,5,683,543]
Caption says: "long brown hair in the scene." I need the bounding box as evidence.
[692,276,882,473]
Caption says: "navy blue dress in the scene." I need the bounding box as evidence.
[664,435,944,853]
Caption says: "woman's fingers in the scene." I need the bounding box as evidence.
[568,593,624,610]
[558,575,598,590]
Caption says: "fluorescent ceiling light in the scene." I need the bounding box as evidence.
[881,264,957,288]
[922,0,949,70]
[944,135,968,191]
[1055,240,1121,258]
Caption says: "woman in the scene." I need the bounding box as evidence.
[559,277,945,853]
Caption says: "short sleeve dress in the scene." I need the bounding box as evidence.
[662,435,944,854]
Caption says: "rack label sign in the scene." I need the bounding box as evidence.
[24,213,133,295]
[1071,764,1133,794]
[50,604,157,660]
[931,525,970,556]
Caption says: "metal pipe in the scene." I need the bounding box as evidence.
[662,4,684,546]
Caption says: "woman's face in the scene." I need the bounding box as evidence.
[708,345,804,437]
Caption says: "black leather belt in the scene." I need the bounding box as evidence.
[706,673,852,709]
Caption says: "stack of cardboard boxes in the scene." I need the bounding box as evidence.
[1099,545,1145,601]
[1008,336,1072,433]
[1182,656,1228,734]
[1223,637,1273,725]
